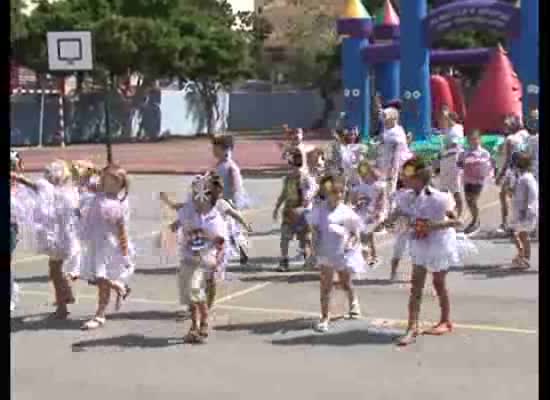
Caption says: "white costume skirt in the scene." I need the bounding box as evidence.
[80,237,135,282]
[409,228,477,272]
[317,247,366,275]
[392,231,411,260]
[509,211,538,233]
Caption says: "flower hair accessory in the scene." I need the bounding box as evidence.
[403,165,416,178]
[192,174,210,203]
[323,180,333,192]
[358,161,371,177]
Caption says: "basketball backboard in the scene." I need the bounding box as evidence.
[47,31,93,71]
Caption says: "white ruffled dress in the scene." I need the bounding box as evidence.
[350,180,387,233]
[30,180,81,274]
[509,172,538,233]
[309,201,366,274]
[408,186,477,272]
[79,193,135,283]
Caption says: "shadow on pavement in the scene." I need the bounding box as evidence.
[109,310,176,321]
[459,264,539,279]
[11,313,84,333]
[135,267,177,275]
[249,228,281,238]
[15,275,49,284]
[71,334,183,351]
[271,329,399,347]
[214,317,314,335]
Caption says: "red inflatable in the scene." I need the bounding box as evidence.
[444,75,467,122]
[430,74,455,128]
[464,45,523,134]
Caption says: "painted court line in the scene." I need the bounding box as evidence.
[19,290,536,335]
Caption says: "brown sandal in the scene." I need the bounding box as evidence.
[184,328,202,344]
[199,322,209,338]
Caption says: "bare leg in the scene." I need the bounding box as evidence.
[453,192,463,219]
[397,265,427,346]
[49,258,72,318]
[337,270,359,317]
[499,187,509,227]
[519,231,531,261]
[390,258,400,281]
[95,279,111,319]
[319,266,334,321]
[424,271,453,335]
[206,278,217,309]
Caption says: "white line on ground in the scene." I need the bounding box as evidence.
[18,290,537,335]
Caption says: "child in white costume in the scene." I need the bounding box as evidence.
[13,160,81,319]
[509,152,538,269]
[349,161,387,267]
[309,175,365,333]
[438,134,464,218]
[386,186,416,282]
[172,175,228,343]
[79,164,134,330]
[397,158,475,347]
[211,134,252,263]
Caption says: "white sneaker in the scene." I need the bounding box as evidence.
[349,300,361,319]
[10,301,15,312]
[314,319,329,333]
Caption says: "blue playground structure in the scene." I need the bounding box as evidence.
[337,0,539,141]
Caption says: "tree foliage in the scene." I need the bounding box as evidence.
[12,0,254,133]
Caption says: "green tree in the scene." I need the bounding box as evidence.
[10,0,27,44]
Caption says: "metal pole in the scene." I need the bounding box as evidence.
[38,92,45,147]
[104,78,113,164]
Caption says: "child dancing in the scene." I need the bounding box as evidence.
[79,164,133,330]
[172,175,227,343]
[396,158,466,346]
[509,152,538,269]
[211,134,251,263]
[13,160,81,319]
[273,149,318,271]
[349,161,387,267]
[457,131,493,235]
[309,175,365,332]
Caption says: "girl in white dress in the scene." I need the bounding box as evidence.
[495,115,530,233]
[171,175,227,343]
[509,153,538,269]
[309,175,365,332]
[438,134,464,218]
[349,161,387,267]
[396,158,465,346]
[13,160,81,319]
[79,164,133,330]
[385,185,416,282]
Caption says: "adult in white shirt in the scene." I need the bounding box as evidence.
[381,107,413,204]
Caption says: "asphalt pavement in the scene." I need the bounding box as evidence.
[11,175,538,400]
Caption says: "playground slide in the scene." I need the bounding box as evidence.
[430,74,455,128]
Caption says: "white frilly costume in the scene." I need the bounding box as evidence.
[78,193,135,283]
[29,179,81,276]
[309,201,366,274]
[408,186,477,272]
